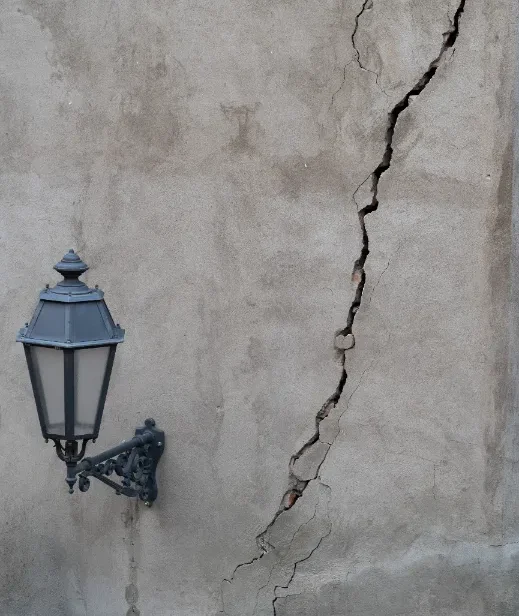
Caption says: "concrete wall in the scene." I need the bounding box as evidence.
[0,0,517,614]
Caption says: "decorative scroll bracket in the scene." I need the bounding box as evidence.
[55,419,165,506]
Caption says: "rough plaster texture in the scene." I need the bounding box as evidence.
[0,0,517,615]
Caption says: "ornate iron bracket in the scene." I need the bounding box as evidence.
[53,419,165,506]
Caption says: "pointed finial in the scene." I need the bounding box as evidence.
[54,249,89,280]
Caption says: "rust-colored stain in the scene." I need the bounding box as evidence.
[352,270,362,284]
[285,491,300,509]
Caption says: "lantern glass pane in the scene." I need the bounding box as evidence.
[32,346,65,435]
[74,346,110,435]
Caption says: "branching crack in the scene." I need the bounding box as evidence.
[351,0,387,95]
[252,506,318,615]
[219,0,466,611]
[256,369,344,553]
[349,0,466,326]
[272,524,333,616]
[258,0,465,554]
[259,0,465,557]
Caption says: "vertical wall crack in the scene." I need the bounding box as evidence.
[219,0,466,611]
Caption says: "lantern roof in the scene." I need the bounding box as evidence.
[17,250,125,349]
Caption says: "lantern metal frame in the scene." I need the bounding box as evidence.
[17,250,165,505]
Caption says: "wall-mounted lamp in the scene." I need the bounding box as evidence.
[17,250,164,505]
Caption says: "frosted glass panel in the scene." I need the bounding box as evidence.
[32,346,65,435]
[74,347,109,435]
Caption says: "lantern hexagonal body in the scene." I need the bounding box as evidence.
[17,250,124,441]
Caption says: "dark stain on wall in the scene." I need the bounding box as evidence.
[484,134,513,537]
[221,103,261,156]
[123,501,141,616]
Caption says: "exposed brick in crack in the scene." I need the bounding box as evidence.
[219,1,466,611]
[255,373,344,553]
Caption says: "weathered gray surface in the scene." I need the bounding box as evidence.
[0,0,516,614]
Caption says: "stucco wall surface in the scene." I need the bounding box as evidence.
[0,0,517,615]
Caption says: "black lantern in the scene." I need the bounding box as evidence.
[17,250,164,504]
[18,249,124,442]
